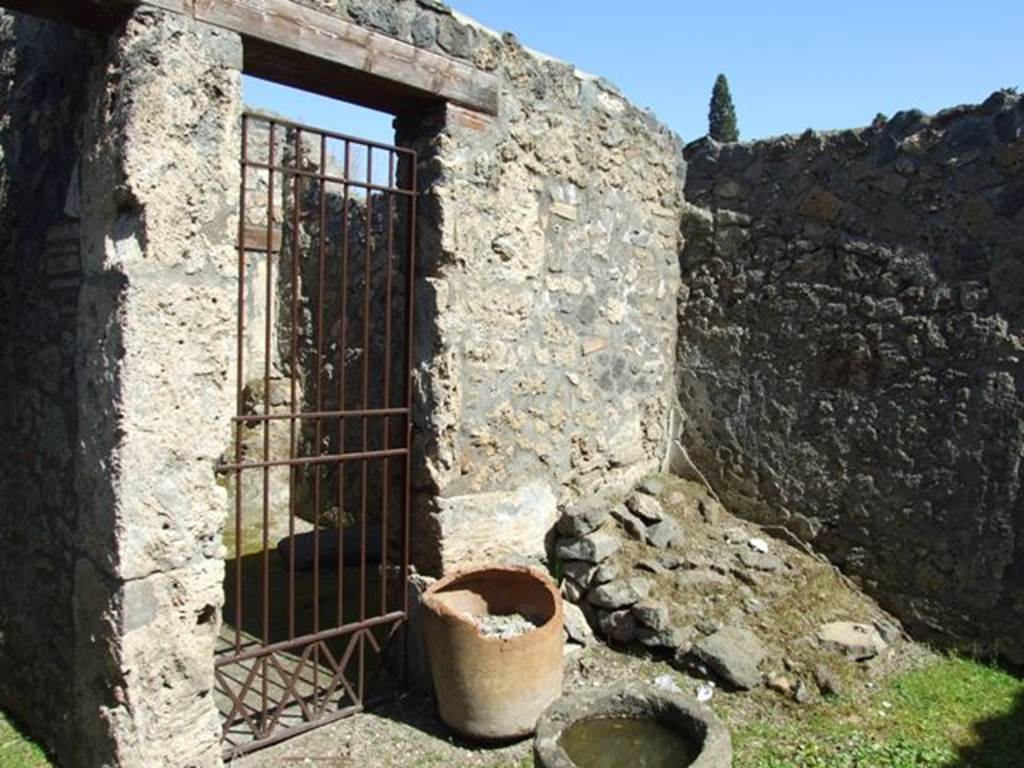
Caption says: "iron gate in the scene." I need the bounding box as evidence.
[215,112,417,758]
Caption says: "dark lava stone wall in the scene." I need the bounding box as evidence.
[679,91,1024,662]
[0,11,93,755]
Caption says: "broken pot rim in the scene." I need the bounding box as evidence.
[421,563,563,641]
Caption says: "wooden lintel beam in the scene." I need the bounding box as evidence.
[0,0,500,117]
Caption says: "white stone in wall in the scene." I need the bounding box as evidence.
[433,481,558,572]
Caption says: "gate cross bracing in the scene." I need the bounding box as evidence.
[215,112,417,758]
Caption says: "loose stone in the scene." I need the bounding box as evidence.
[657,552,689,570]
[793,679,813,704]
[626,491,664,523]
[469,612,537,639]
[635,557,666,575]
[637,626,691,652]
[562,578,584,603]
[557,501,610,538]
[563,560,598,589]
[696,619,723,635]
[592,562,619,585]
[588,577,649,610]
[747,537,770,554]
[873,618,902,644]
[814,664,843,697]
[597,609,637,643]
[688,625,767,690]
[817,621,888,660]
[637,476,665,497]
[563,601,595,646]
[646,518,681,549]
[766,674,793,697]
[556,531,621,563]
[736,548,785,572]
[631,600,671,631]
[610,503,646,540]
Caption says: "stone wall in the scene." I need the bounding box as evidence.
[2,1,685,762]
[231,0,688,576]
[4,0,1021,763]
[385,5,684,573]
[678,92,1024,662]
[74,10,242,766]
[0,11,93,758]
[280,1,687,574]
[1,7,243,767]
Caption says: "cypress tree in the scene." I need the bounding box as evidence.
[708,74,739,142]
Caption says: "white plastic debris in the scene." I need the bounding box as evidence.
[748,537,769,554]
[653,674,682,694]
[696,682,715,702]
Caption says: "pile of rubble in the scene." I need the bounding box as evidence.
[555,476,903,702]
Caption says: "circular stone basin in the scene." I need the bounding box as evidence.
[533,684,732,768]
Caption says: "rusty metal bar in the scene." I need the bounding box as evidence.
[243,160,417,196]
[312,131,328,664]
[225,702,364,762]
[381,150,395,615]
[288,126,301,643]
[217,612,405,667]
[220,446,408,473]
[402,155,418,626]
[358,146,373,702]
[247,114,417,157]
[260,120,277,730]
[234,114,249,654]
[337,139,352,630]
[232,406,409,423]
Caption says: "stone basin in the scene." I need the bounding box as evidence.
[533,683,731,768]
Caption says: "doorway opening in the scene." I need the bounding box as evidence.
[214,79,418,759]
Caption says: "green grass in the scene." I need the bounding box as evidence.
[733,656,1024,768]
[0,713,49,768]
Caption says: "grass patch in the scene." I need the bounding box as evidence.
[733,655,1024,768]
[0,713,49,768]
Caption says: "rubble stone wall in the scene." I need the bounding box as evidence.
[678,92,1024,662]
[226,0,689,576]
[1,1,685,763]
[384,6,685,573]
[0,11,93,758]
[249,3,687,577]
[73,10,242,766]
[1,7,242,767]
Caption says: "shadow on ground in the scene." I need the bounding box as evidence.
[947,673,1024,768]
[371,691,530,753]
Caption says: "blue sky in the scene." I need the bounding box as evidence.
[244,0,1022,145]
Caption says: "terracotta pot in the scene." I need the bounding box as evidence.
[420,565,564,740]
